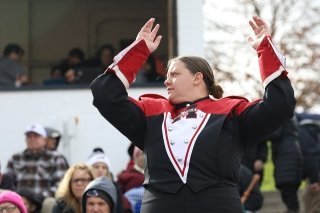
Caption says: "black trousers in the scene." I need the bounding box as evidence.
[279,185,300,211]
[141,185,243,213]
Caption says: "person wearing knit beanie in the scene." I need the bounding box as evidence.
[0,190,27,213]
[86,148,113,179]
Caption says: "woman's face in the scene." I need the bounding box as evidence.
[164,60,196,104]
[0,202,21,213]
[92,162,109,177]
[71,169,92,200]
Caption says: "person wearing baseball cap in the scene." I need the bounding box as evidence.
[23,123,47,154]
[24,123,47,137]
[0,190,27,213]
[4,123,68,200]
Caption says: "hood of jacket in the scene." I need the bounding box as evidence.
[82,176,117,213]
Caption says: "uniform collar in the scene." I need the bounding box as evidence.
[174,96,210,110]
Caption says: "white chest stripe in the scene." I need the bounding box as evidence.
[162,110,210,183]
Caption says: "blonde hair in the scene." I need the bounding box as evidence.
[55,163,94,213]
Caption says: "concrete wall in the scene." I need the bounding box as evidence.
[0,86,168,177]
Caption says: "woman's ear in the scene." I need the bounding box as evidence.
[193,72,203,86]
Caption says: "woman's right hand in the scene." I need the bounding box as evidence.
[136,18,162,53]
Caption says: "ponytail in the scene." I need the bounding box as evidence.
[209,83,223,99]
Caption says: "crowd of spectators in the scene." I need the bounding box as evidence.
[0,43,166,89]
[0,112,319,213]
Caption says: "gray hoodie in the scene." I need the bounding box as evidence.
[82,176,118,213]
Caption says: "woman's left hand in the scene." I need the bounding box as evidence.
[136,18,162,53]
[248,16,271,50]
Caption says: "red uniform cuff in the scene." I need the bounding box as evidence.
[257,36,287,88]
[107,39,150,88]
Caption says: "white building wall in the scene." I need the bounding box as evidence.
[177,0,204,56]
[0,87,167,177]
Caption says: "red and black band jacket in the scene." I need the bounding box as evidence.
[90,36,296,193]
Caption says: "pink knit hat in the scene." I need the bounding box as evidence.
[0,191,27,213]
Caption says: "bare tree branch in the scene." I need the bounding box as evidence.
[204,0,320,111]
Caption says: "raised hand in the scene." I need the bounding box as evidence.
[248,16,270,50]
[136,18,162,53]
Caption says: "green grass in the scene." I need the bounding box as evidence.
[260,141,306,192]
[261,141,276,191]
